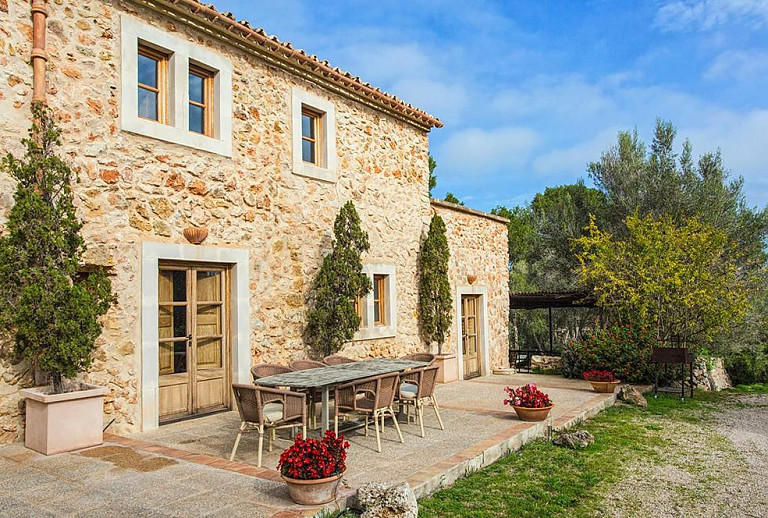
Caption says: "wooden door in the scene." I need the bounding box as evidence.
[461,295,481,379]
[158,264,230,422]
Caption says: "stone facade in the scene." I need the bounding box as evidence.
[0,0,509,439]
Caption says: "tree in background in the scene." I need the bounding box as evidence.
[575,214,751,344]
[428,154,437,196]
[0,104,114,393]
[305,201,372,357]
[418,214,453,354]
[444,192,464,206]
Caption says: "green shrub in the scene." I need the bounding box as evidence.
[725,348,768,385]
[562,324,659,383]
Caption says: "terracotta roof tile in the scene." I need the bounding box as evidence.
[141,0,442,129]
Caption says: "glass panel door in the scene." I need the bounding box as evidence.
[193,270,227,412]
[158,268,191,419]
[462,295,480,379]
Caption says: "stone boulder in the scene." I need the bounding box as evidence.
[356,482,418,518]
[553,430,594,449]
[617,385,648,408]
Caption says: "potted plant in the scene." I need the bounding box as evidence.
[504,383,554,421]
[278,430,350,505]
[0,104,114,455]
[582,370,621,393]
[418,214,457,383]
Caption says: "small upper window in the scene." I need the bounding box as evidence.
[301,107,320,164]
[373,274,387,326]
[189,64,214,136]
[137,45,168,123]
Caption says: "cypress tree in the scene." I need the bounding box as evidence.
[305,201,371,357]
[0,104,114,393]
[419,214,452,353]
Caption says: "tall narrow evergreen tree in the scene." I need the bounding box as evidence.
[0,104,114,393]
[305,201,371,357]
[419,214,452,354]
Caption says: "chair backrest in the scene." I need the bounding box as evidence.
[419,365,440,399]
[376,371,400,408]
[290,359,326,371]
[232,383,306,425]
[401,353,436,364]
[251,363,293,380]
[323,355,355,366]
[232,383,264,424]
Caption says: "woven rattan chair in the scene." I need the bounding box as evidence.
[289,360,326,428]
[230,384,307,467]
[322,355,355,366]
[400,353,436,364]
[251,363,293,381]
[396,365,444,437]
[334,372,404,453]
[290,359,326,371]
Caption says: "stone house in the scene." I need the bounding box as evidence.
[0,0,509,440]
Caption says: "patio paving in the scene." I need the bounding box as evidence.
[0,374,618,517]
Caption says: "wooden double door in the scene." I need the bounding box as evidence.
[158,263,231,422]
[461,295,482,379]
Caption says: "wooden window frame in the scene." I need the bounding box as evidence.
[137,44,169,124]
[301,106,322,165]
[188,63,215,137]
[373,274,387,326]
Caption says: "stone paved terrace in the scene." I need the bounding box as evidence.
[0,374,619,517]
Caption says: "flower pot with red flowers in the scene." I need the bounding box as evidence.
[583,370,621,393]
[277,430,350,506]
[503,383,554,422]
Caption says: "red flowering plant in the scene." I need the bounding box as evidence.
[582,369,617,382]
[277,430,350,480]
[503,383,553,409]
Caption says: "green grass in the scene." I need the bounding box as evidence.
[418,388,754,518]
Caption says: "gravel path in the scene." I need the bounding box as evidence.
[597,393,768,518]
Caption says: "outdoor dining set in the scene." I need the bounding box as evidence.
[229,353,445,467]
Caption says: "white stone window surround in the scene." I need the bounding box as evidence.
[291,87,338,182]
[120,15,233,157]
[140,242,250,431]
[455,285,491,380]
[352,263,397,341]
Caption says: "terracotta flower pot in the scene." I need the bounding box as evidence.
[512,404,554,422]
[587,380,621,393]
[282,469,346,505]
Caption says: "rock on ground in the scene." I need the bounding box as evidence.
[553,430,594,449]
[617,385,648,408]
[356,482,418,518]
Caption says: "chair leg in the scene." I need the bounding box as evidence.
[229,421,246,461]
[268,427,274,452]
[417,401,425,438]
[302,425,307,439]
[406,403,411,424]
[334,415,339,435]
[389,407,404,443]
[373,410,382,453]
[257,424,264,468]
[364,416,369,437]
[431,397,445,430]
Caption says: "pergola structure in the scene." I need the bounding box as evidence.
[509,290,597,353]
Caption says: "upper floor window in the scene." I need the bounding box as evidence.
[301,108,321,164]
[352,265,397,341]
[292,87,337,182]
[121,16,233,157]
[373,274,388,326]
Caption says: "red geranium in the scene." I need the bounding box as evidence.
[504,383,553,409]
[277,430,350,480]
[582,369,617,382]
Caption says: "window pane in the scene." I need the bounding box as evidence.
[172,271,187,302]
[138,53,158,87]
[189,73,204,104]
[302,139,315,163]
[138,87,158,121]
[301,113,315,139]
[173,306,187,337]
[189,104,204,134]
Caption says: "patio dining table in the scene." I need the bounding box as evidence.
[253,358,428,432]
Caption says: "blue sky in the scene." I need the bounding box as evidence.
[214,0,768,212]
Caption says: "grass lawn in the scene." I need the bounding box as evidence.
[418,385,768,518]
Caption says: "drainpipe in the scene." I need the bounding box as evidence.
[31,0,48,104]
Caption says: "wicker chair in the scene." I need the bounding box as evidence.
[251,363,293,381]
[334,372,404,453]
[396,365,444,437]
[230,384,307,467]
[323,355,355,366]
[400,353,436,365]
[290,359,326,371]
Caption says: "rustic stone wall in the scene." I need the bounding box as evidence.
[693,357,732,391]
[431,201,510,372]
[0,0,507,440]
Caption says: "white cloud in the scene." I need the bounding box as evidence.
[705,49,768,80]
[655,0,768,32]
[531,127,622,178]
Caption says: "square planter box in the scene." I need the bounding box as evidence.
[435,353,458,384]
[20,384,109,455]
